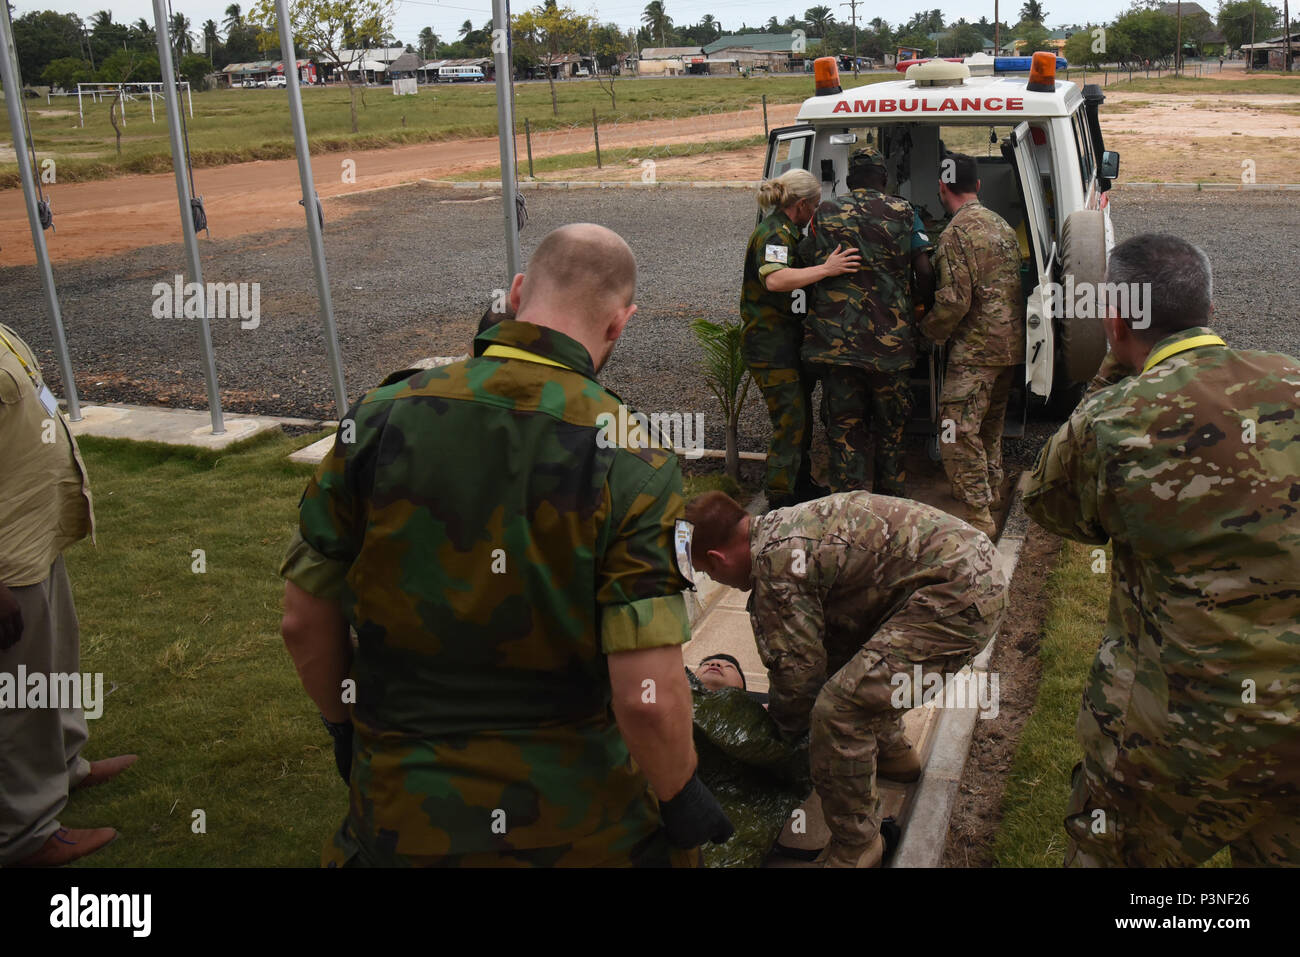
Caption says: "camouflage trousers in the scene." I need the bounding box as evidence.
[749,364,817,498]
[810,580,1006,851]
[1064,756,1300,867]
[938,364,1015,508]
[323,816,701,868]
[816,365,911,497]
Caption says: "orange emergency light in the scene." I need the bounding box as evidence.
[1026,51,1057,92]
[813,57,841,96]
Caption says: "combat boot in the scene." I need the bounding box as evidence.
[958,503,997,539]
[818,833,885,868]
[878,743,922,783]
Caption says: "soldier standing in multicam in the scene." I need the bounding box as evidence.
[921,152,1025,538]
[1022,234,1300,867]
[740,168,860,509]
[800,148,933,497]
[279,223,732,867]
[685,490,1007,867]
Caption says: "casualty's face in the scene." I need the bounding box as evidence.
[697,657,744,691]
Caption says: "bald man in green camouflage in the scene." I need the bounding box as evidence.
[1023,234,1300,867]
[686,490,1007,867]
[800,148,933,497]
[921,152,1025,538]
[280,223,732,867]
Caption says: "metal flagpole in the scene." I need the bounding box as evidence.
[153,0,224,434]
[273,0,348,418]
[491,0,522,278]
[0,1,82,420]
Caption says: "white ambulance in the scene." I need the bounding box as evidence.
[764,52,1122,416]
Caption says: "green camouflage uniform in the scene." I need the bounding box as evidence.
[687,670,810,867]
[800,189,921,496]
[747,492,1007,851]
[1023,327,1300,867]
[921,198,1025,508]
[740,208,816,500]
[280,318,698,868]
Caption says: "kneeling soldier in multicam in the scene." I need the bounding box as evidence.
[1023,234,1300,867]
[279,223,732,867]
[685,490,1008,867]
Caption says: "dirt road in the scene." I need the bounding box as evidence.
[0,103,800,266]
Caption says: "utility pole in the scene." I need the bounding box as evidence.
[840,0,860,74]
[1176,0,1183,73]
[995,0,1000,54]
[1286,0,1292,74]
[1249,3,1256,72]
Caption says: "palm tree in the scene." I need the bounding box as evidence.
[804,5,834,36]
[700,13,720,35]
[418,27,439,57]
[459,19,473,38]
[765,16,780,32]
[170,12,195,60]
[90,10,114,31]
[222,4,242,34]
[203,20,220,59]
[642,1,671,46]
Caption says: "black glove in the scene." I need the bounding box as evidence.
[320,714,353,785]
[659,773,734,849]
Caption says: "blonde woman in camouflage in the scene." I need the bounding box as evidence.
[740,169,859,509]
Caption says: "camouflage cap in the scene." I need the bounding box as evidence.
[848,148,887,175]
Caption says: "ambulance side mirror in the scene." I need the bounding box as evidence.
[1100,150,1120,180]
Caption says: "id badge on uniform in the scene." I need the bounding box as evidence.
[764,243,789,265]
[673,519,696,588]
[35,382,58,417]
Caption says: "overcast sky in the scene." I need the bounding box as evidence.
[14,0,1143,52]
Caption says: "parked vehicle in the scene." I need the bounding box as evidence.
[437,65,485,82]
[764,52,1122,422]
[267,75,287,88]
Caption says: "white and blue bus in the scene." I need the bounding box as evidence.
[438,65,485,83]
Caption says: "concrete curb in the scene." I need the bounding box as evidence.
[891,490,1031,868]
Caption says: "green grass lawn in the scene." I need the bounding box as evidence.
[992,539,1103,868]
[992,538,1228,867]
[57,431,742,866]
[1,74,889,187]
[60,430,335,866]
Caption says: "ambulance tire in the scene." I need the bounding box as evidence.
[1056,209,1109,388]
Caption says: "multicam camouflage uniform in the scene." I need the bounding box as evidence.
[1023,326,1300,867]
[280,318,697,868]
[801,188,920,496]
[747,492,1008,855]
[921,199,1025,509]
[740,209,816,502]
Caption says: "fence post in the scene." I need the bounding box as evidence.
[593,107,601,169]
[762,93,768,135]
[525,117,534,178]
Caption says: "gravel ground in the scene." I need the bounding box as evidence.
[2,187,1297,468]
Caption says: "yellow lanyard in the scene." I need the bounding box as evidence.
[0,327,41,385]
[1142,334,1225,374]
[483,344,572,371]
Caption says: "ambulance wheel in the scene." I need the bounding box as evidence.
[1056,209,1109,387]
[927,434,942,463]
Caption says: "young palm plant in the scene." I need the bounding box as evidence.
[691,317,751,481]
